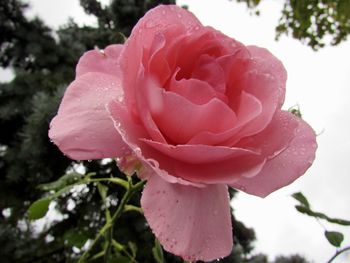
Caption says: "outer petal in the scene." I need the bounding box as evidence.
[141,176,233,262]
[76,44,123,77]
[141,138,259,164]
[231,113,317,197]
[49,72,128,160]
[247,45,287,106]
[235,110,299,158]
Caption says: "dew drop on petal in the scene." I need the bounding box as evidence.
[239,185,246,191]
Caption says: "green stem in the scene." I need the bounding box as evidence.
[77,179,145,263]
[89,250,104,261]
[110,180,145,224]
[87,177,129,189]
[327,246,350,263]
[124,204,143,214]
[104,225,113,263]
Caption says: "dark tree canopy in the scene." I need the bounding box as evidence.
[235,0,350,50]
[0,1,313,262]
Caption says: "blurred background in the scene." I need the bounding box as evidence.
[1,0,349,262]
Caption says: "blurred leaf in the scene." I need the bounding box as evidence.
[152,238,164,263]
[64,229,89,249]
[38,172,85,191]
[112,239,124,252]
[295,205,350,226]
[97,182,108,202]
[28,197,51,220]
[128,241,137,258]
[292,192,310,208]
[325,231,344,247]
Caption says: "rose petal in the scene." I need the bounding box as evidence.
[234,72,282,137]
[247,45,287,107]
[191,54,226,93]
[104,44,124,59]
[173,154,265,184]
[236,110,299,158]
[141,138,259,164]
[172,28,237,81]
[49,72,128,160]
[107,99,204,187]
[108,98,262,186]
[76,44,123,77]
[188,91,261,146]
[231,113,317,197]
[168,71,220,105]
[121,5,202,106]
[152,89,237,144]
[135,73,168,143]
[141,175,233,262]
[217,47,251,99]
[147,33,171,86]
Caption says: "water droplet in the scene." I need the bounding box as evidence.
[161,10,166,15]
[177,14,182,18]
[239,185,246,191]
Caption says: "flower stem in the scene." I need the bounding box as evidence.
[77,179,146,263]
[327,246,350,263]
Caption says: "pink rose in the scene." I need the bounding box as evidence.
[49,5,317,262]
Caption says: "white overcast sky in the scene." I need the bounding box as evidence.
[2,0,350,262]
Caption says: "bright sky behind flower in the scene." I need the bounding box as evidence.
[3,0,350,262]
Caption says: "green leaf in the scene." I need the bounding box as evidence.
[295,205,350,226]
[97,183,108,202]
[38,172,85,191]
[292,192,310,208]
[325,231,344,247]
[152,238,164,263]
[28,197,51,220]
[63,229,89,249]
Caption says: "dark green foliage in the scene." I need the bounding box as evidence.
[234,0,350,50]
[274,254,310,263]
